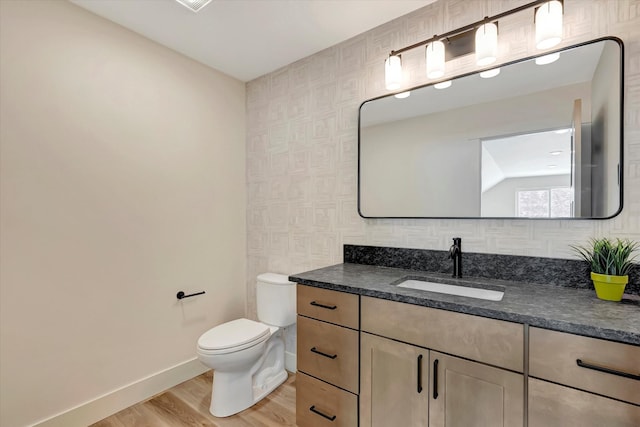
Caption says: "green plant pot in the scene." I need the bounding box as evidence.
[590,272,628,302]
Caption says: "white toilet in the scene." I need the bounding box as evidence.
[196,273,296,417]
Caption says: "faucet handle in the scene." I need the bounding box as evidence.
[449,244,459,259]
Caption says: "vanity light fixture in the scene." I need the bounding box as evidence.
[535,1,564,50]
[426,41,446,79]
[385,55,403,90]
[535,52,560,65]
[434,80,452,89]
[383,0,565,91]
[174,0,213,13]
[480,68,501,78]
[394,91,411,99]
[475,21,498,66]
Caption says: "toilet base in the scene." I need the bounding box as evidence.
[209,332,287,417]
[252,369,287,405]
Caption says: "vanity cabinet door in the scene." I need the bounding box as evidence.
[360,332,429,427]
[429,351,524,427]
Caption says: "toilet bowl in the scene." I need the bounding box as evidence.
[196,273,296,417]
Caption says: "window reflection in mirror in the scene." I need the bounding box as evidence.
[358,38,623,219]
[481,128,572,218]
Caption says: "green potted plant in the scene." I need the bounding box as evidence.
[571,238,638,301]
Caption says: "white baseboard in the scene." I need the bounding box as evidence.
[285,351,296,373]
[32,358,208,427]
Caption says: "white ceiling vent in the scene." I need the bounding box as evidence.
[175,0,213,13]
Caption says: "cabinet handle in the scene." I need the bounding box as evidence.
[311,347,338,359]
[417,354,423,393]
[576,359,640,380]
[310,301,337,310]
[310,405,337,421]
[433,359,439,399]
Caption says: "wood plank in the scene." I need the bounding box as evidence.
[90,371,296,427]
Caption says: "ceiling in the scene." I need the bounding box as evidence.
[70,0,436,82]
[482,129,572,187]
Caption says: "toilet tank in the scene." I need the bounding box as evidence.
[256,273,296,327]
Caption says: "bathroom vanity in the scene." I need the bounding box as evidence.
[292,247,640,427]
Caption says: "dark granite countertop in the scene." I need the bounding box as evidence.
[290,263,640,346]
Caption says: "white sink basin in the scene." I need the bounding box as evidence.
[397,279,504,301]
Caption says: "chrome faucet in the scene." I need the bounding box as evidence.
[449,237,462,278]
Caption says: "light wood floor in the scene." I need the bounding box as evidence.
[91,371,296,427]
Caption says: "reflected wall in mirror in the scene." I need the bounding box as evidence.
[359,38,623,219]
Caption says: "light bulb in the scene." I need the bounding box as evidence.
[385,55,402,90]
[535,1,563,50]
[426,41,445,79]
[475,22,498,66]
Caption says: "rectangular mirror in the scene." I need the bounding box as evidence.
[359,38,623,219]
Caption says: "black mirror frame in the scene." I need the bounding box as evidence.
[357,37,624,220]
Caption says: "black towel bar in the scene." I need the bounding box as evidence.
[176,291,205,300]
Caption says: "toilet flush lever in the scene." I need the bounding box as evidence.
[176,291,205,300]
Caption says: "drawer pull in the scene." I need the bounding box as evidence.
[417,354,423,393]
[310,405,337,421]
[311,347,338,359]
[310,301,337,310]
[576,359,640,380]
[433,359,439,399]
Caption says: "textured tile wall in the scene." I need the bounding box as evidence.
[246,0,640,349]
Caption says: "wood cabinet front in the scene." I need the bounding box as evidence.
[297,315,359,393]
[429,351,524,427]
[528,377,640,427]
[297,283,637,427]
[362,296,524,372]
[297,372,358,427]
[297,284,359,329]
[360,332,429,427]
[529,327,640,405]
[296,284,360,427]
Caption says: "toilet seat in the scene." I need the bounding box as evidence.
[197,318,270,355]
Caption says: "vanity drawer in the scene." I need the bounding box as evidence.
[296,372,358,427]
[297,284,359,329]
[529,377,640,427]
[297,315,359,393]
[361,296,524,372]
[529,327,640,405]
